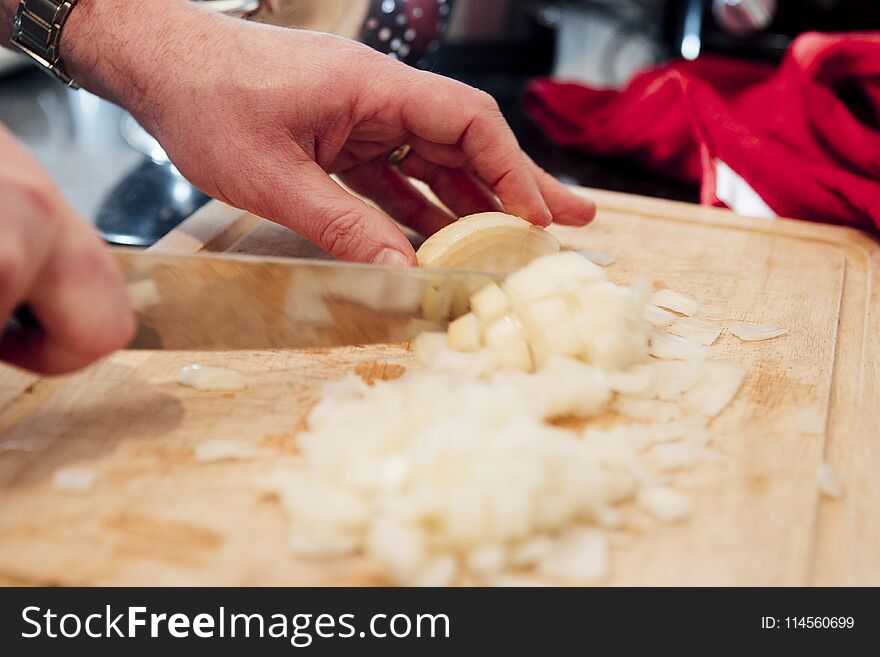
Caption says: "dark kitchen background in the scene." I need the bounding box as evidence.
[1,0,878,246]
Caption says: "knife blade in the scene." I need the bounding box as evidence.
[110,248,499,350]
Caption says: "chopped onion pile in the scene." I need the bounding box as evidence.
[257,257,764,586]
[416,212,560,273]
[441,252,650,372]
[259,355,707,585]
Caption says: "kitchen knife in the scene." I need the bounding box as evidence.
[77,248,499,350]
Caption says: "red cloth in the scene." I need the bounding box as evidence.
[523,32,880,231]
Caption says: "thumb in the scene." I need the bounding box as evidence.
[266,159,417,266]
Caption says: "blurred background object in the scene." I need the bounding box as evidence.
[671,0,880,61]
[2,0,880,244]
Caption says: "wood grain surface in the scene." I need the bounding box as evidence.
[1,188,877,585]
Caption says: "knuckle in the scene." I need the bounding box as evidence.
[9,178,61,227]
[473,89,500,113]
[317,207,367,260]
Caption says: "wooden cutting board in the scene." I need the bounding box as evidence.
[0,188,877,586]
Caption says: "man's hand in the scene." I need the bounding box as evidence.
[62,0,597,266]
[0,125,134,374]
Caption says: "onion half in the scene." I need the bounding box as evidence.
[416,212,560,273]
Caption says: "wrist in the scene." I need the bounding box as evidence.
[62,0,200,109]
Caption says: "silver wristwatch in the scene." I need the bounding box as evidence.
[10,0,80,88]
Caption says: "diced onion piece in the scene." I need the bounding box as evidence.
[526,357,611,418]
[447,313,482,352]
[818,463,844,499]
[412,332,447,366]
[728,322,788,342]
[577,248,615,267]
[413,555,459,587]
[509,536,554,568]
[596,506,622,529]
[650,442,714,472]
[613,397,683,423]
[52,467,96,493]
[608,365,655,395]
[194,439,260,463]
[638,486,691,522]
[643,361,704,402]
[644,304,678,326]
[126,277,161,311]
[420,283,454,322]
[637,416,712,448]
[177,364,246,391]
[650,329,710,361]
[667,317,722,346]
[795,407,825,436]
[536,528,609,582]
[482,313,527,349]
[504,252,603,304]
[416,212,560,273]
[469,282,510,323]
[482,315,532,370]
[679,360,746,417]
[466,545,508,577]
[650,289,703,317]
[487,340,533,372]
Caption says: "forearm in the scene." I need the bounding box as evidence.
[1,0,206,112]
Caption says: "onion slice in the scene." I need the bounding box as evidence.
[178,364,246,392]
[650,289,703,317]
[194,439,261,463]
[577,248,616,267]
[679,361,746,417]
[728,322,788,342]
[637,486,691,522]
[667,317,722,346]
[644,304,678,326]
[818,463,844,499]
[649,329,710,361]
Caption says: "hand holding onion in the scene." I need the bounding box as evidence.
[60,0,596,266]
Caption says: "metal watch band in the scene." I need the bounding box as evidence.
[11,0,80,88]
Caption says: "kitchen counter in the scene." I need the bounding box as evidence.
[0,63,697,245]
